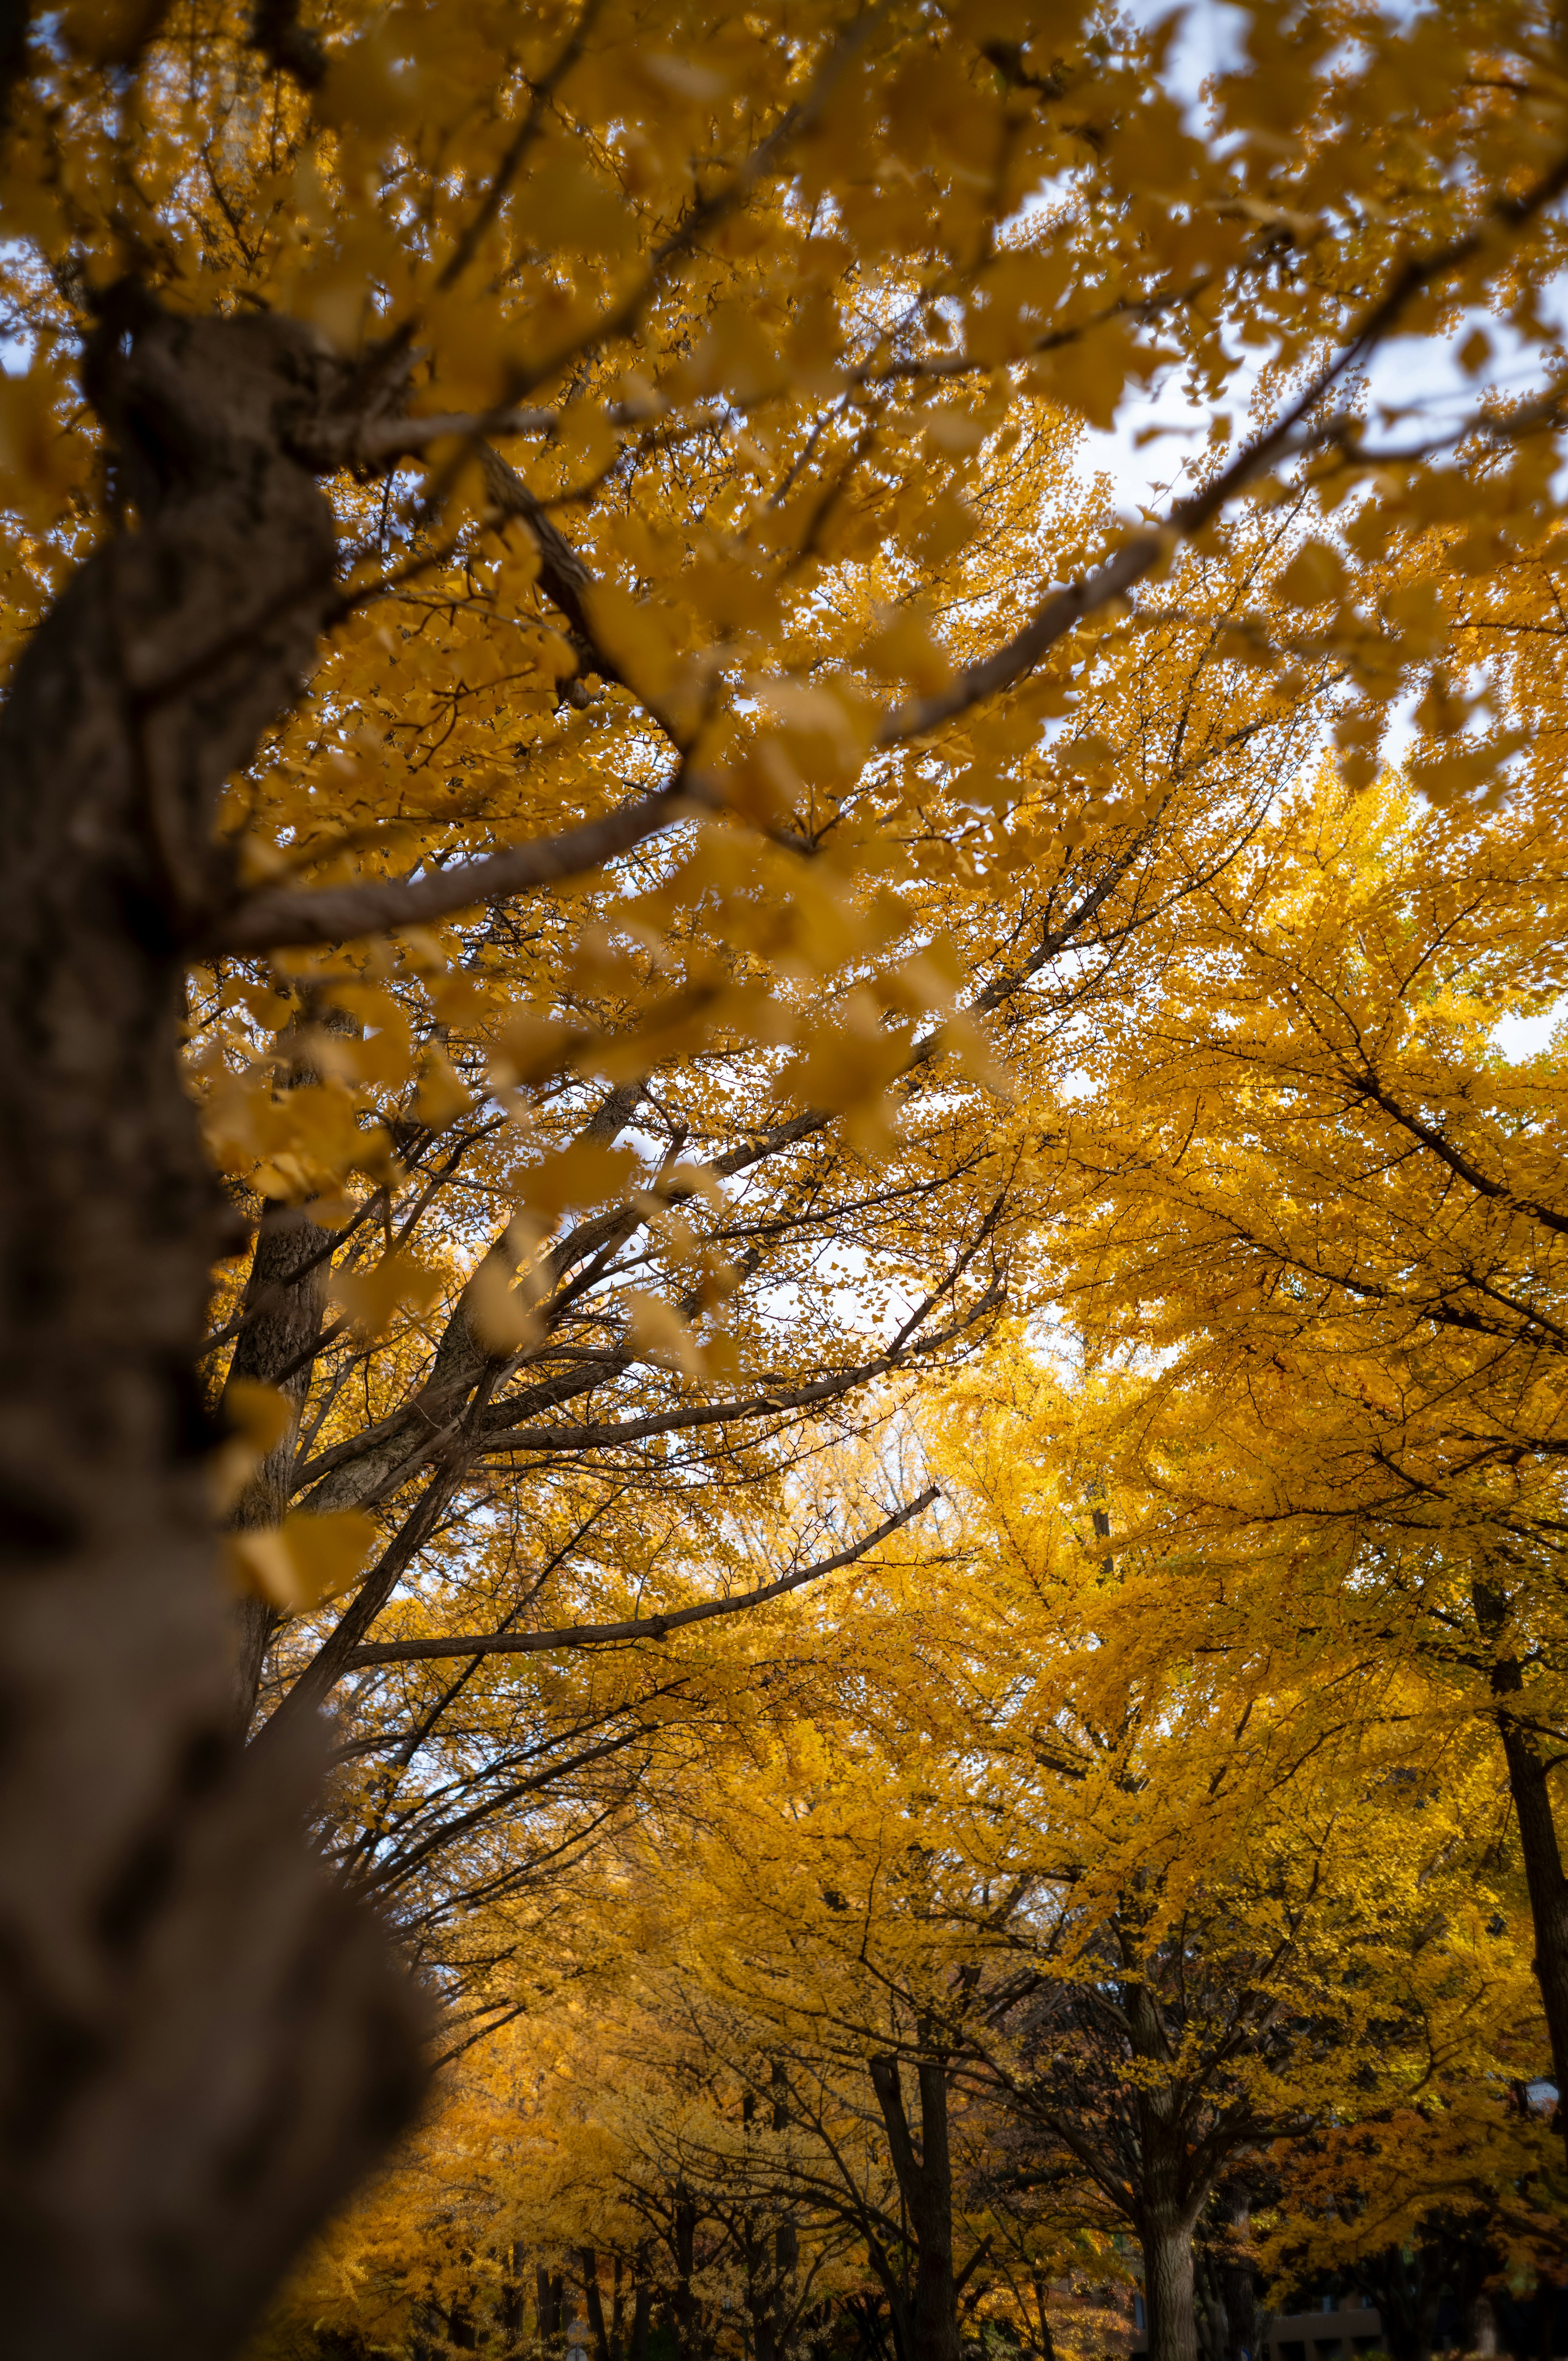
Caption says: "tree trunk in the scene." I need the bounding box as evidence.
[611,2252,626,2361]
[1217,2192,1256,2361]
[499,2244,526,2352]
[868,2053,960,2361]
[584,2248,614,2361]
[1498,1707,1568,2109]
[1474,1580,1568,2120]
[629,2281,653,2361]
[1142,2218,1199,2361]
[539,2267,566,2346]
[673,2192,701,2361]
[0,285,424,2354]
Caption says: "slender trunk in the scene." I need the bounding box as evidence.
[1463,2292,1498,2357]
[629,2283,652,2361]
[499,2245,525,2353]
[1218,2193,1255,2361]
[1475,1580,1568,2119]
[1499,1709,1568,2107]
[868,2054,960,2361]
[1142,2218,1199,2361]
[1038,2292,1058,2361]
[539,2268,565,2347]
[584,2249,613,2361]
[0,284,423,2356]
[750,2224,778,2361]
[1194,2253,1227,2361]
[673,2194,700,2361]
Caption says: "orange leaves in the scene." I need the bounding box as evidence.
[624,1291,706,1379]
[511,149,636,263]
[211,1379,293,1514]
[863,608,956,699]
[413,1046,474,1130]
[579,581,688,722]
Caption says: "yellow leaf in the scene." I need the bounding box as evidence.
[0,369,78,525]
[211,1380,293,1513]
[227,1510,378,1615]
[941,1010,1014,1097]
[626,1291,705,1379]
[414,1047,474,1129]
[516,1139,637,1225]
[863,608,956,697]
[1276,541,1347,607]
[490,1007,586,1088]
[466,1254,543,1353]
[330,1252,443,1339]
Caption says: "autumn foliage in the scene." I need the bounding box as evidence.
[2,0,1568,2353]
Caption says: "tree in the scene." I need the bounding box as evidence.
[923,1353,1544,2361]
[1040,760,1568,2115]
[4,0,1568,2348]
[257,1363,1549,2361]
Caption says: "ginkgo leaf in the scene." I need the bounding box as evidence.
[227,1510,379,1615]
[414,1048,474,1130]
[330,1253,443,1339]
[1276,541,1347,607]
[625,1291,705,1378]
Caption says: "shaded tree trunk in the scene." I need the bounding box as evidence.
[673,2191,702,2361]
[1142,2218,1199,2361]
[0,285,424,2354]
[1474,1579,1568,2125]
[539,2267,566,2347]
[1216,2190,1257,2361]
[584,2248,613,2361]
[499,2243,526,2353]
[629,2280,653,2361]
[1138,2219,1199,2361]
[868,2052,960,2361]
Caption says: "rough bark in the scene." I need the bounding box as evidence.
[1118,1959,1200,2361]
[1142,2218,1200,2361]
[0,286,424,2355]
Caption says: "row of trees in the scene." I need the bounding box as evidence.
[3,0,1568,2347]
[252,1350,1562,2360]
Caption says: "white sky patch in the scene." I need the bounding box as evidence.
[1494,998,1568,1061]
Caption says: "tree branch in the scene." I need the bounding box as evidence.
[341,1483,938,1666]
